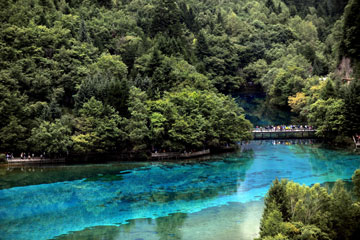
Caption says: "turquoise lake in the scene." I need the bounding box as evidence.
[1,140,360,240]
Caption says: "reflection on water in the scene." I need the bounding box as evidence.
[234,92,294,126]
[54,202,264,240]
[156,213,187,240]
[1,141,360,240]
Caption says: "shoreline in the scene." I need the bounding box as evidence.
[3,138,355,166]
[1,147,235,166]
[5,157,66,165]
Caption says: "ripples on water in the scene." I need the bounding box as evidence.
[0,140,360,240]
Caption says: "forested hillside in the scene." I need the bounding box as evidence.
[0,0,358,157]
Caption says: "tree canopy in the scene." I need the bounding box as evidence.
[0,0,359,155]
[257,169,360,240]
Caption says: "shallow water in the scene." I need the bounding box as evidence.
[1,140,360,240]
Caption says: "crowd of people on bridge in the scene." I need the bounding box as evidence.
[271,139,315,145]
[247,139,316,146]
[254,125,314,132]
[5,153,14,161]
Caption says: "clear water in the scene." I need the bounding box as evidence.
[1,140,360,240]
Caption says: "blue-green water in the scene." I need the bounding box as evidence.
[1,141,360,240]
[234,92,294,126]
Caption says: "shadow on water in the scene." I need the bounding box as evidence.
[54,201,264,240]
[54,212,188,240]
[156,213,187,240]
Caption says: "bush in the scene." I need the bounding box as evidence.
[0,153,7,163]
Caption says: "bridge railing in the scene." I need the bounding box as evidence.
[252,128,315,133]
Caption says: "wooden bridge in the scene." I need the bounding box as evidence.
[252,129,316,140]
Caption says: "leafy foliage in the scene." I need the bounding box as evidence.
[126,87,149,152]
[72,97,125,154]
[0,0,358,155]
[30,117,72,157]
[258,170,360,240]
[148,88,252,151]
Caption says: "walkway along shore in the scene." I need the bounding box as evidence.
[5,157,66,164]
[2,128,321,164]
[151,149,211,160]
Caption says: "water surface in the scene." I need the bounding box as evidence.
[234,92,294,125]
[1,140,360,240]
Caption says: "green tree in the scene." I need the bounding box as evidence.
[0,115,27,153]
[266,0,276,13]
[93,53,128,80]
[308,98,345,137]
[352,169,360,200]
[126,87,150,152]
[72,97,125,154]
[343,79,360,135]
[258,170,360,240]
[320,79,336,100]
[79,19,90,43]
[260,207,285,238]
[30,117,73,157]
[263,179,290,222]
[74,54,130,114]
[195,31,210,60]
[148,88,252,151]
[341,0,360,75]
[330,181,355,240]
[151,0,183,38]
[149,112,166,149]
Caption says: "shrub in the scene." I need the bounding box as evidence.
[0,153,7,163]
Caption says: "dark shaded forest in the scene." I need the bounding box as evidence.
[0,0,359,157]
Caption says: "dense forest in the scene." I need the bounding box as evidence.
[257,169,360,240]
[0,0,359,157]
